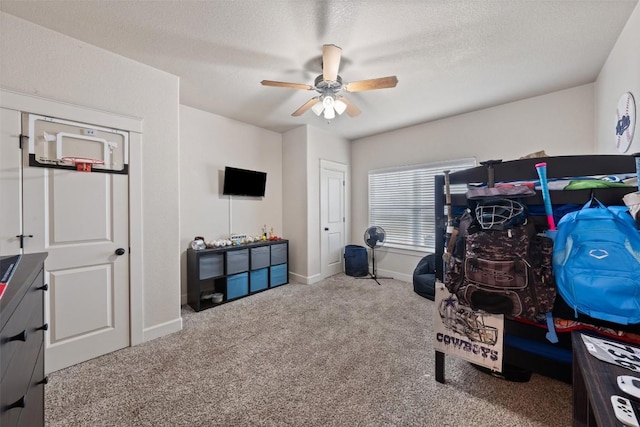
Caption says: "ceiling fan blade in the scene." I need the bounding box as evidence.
[337,96,361,117]
[261,80,314,91]
[292,97,321,116]
[344,75,398,92]
[322,44,342,82]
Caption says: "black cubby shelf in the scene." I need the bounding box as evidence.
[186,239,289,312]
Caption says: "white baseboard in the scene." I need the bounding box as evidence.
[376,268,412,283]
[143,317,183,342]
[291,269,411,284]
[288,271,323,284]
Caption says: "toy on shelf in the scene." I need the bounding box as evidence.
[190,236,206,250]
[192,228,283,250]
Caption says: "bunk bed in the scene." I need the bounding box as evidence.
[433,154,639,384]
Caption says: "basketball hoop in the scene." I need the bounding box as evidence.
[60,156,105,172]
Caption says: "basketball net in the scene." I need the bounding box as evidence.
[61,157,105,172]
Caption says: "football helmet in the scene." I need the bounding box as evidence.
[439,294,499,345]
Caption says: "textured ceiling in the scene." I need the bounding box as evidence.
[1,0,638,140]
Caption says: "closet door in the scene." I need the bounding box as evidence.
[21,113,130,373]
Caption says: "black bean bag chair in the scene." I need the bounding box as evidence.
[413,254,436,300]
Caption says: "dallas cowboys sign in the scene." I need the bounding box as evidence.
[433,281,504,372]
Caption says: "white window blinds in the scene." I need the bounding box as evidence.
[368,158,475,251]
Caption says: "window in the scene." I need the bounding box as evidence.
[368,158,475,252]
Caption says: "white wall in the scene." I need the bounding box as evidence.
[0,12,181,340]
[282,125,350,283]
[282,126,308,280]
[179,105,282,300]
[351,84,596,281]
[596,2,640,154]
[306,126,351,282]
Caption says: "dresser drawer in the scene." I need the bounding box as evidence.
[0,343,44,427]
[18,344,45,427]
[0,253,47,427]
[1,271,44,381]
[0,308,44,406]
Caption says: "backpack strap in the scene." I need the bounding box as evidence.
[582,196,606,210]
[544,312,558,343]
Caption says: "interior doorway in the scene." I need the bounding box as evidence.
[320,160,347,279]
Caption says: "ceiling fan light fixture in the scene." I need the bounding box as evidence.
[261,44,397,120]
[311,101,324,116]
[334,98,347,115]
[323,105,336,120]
[322,95,335,109]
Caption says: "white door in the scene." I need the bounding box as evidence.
[21,113,130,373]
[320,160,346,278]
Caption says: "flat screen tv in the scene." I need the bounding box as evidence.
[223,166,267,197]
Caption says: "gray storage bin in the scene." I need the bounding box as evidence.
[226,248,249,274]
[271,242,288,265]
[199,253,224,280]
[251,246,270,270]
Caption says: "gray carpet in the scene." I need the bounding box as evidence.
[45,274,572,426]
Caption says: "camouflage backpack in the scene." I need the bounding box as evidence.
[444,201,556,320]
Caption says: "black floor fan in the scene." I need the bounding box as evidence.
[359,226,393,285]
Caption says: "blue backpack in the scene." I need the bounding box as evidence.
[553,198,640,325]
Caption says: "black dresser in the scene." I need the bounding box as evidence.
[0,253,48,427]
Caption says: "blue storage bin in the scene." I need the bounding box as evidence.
[270,263,288,287]
[250,268,269,292]
[227,272,249,300]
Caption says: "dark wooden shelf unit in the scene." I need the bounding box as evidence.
[187,240,288,312]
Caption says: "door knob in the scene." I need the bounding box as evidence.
[324,227,329,231]
[115,248,126,256]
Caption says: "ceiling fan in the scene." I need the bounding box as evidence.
[261,44,398,120]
